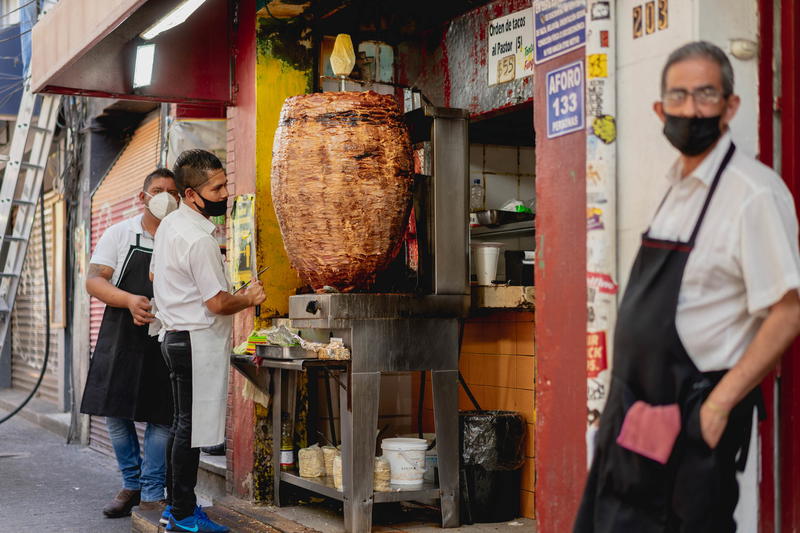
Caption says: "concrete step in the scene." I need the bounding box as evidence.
[197,453,227,503]
[131,505,281,533]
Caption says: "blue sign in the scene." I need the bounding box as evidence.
[546,61,584,139]
[534,0,587,64]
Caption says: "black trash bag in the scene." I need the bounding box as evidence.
[459,410,526,471]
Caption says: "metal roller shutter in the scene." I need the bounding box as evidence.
[10,191,62,405]
[88,114,160,456]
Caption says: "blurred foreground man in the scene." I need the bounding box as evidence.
[152,150,265,533]
[81,169,179,517]
[575,41,800,532]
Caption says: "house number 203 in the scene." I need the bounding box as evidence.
[633,0,668,39]
[552,93,578,117]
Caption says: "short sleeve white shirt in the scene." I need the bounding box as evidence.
[151,203,229,331]
[648,131,800,371]
[90,214,153,286]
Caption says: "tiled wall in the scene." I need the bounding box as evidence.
[470,143,536,281]
[412,309,536,519]
[470,143,536,212]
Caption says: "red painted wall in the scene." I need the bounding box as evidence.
[227,0,257,499]
[533,49,587,532]
[779,1,800,531]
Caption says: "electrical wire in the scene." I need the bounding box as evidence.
[0,0,36,21]
[0,187,51,426]
[0,27,30,45]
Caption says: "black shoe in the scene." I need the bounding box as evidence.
[200,443,225,456]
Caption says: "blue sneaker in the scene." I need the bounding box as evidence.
[159,505,172,525]
[166,507,229,533]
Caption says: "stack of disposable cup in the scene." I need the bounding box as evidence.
[471,242,504,285]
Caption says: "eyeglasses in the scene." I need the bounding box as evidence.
[662,87,727,108]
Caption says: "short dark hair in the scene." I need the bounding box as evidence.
[173,149,224,196]
[661,41,734,97]
[143,168,175,192]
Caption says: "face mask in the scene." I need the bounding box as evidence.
[662,114,723,156]
[190,189,227,217]
[145,191,178,220]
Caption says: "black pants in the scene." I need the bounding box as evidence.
[161,331,199,521]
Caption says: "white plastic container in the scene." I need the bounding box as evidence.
[471,242,504,285]
[381,437,428,485]
[401,433,437,483]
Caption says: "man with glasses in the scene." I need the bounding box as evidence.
[575,41,800,532]
[81,169,180,518]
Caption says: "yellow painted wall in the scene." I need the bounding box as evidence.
[254,26,312,320]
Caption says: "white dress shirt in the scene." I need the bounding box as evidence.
[151,202,229,331]
[648,131,800,372]
[90,214,153,286]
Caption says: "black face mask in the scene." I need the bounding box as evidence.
[190,189,227,217]
[662,114,723,156]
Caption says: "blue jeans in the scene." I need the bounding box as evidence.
[106,417,170,502]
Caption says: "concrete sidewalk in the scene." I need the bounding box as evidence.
[0,403,131,532]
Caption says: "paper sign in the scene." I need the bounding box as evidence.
[488,7,534,86]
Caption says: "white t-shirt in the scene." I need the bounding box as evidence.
[649,131,800,371]
[151,202,229,331]
[90,214,153,286]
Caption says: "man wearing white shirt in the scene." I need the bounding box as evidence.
[576,42,800,532]
[81,169,179,518]
[152,150,264,533]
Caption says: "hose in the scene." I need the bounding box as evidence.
[0,186,50,425]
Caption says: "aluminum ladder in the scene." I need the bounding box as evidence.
[0,86,61,355]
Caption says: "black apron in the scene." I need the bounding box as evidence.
[80,233,172,425]
[575,144,762,532]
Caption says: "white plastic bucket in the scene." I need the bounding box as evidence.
[471,242,503,285]
[401,433,437,482]
[381,437,428,485]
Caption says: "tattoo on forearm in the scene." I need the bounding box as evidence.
[88,263,114,280]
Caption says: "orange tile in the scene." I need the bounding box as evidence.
[520,458,535,491]
[515,356,535,390]
[462,321,516,355]
[461,322,498,354]
[458,387,474,411]
[525,423,536,458]
[516,321,535,355]
[503,388,534,423]
[459,353,475,384]
[520,490,536,519]
[497,321,517,355]
[469,354,514,387]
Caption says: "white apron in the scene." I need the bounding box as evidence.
[189,312,233,448]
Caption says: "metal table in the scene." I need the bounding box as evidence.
[262,292,468,533]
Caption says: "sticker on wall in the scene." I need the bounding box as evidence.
[591,114,617,144]
[600,30,609,47]
[488,7,534,86]
[590,1,610,20]
[587,331,609,378]
[534,0,587,64]
[587,79,605,117]
[546,60,585,139]
[587,53,608,79]
[587,271,618,294]
[587,207,604,231]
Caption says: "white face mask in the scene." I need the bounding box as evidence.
[145,191,179,220]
